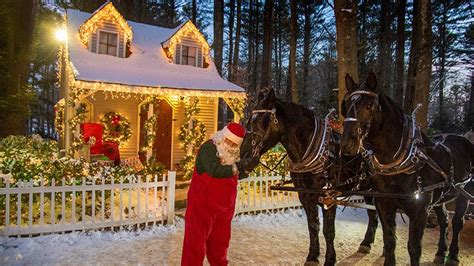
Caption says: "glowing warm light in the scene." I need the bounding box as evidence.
[162,20,211,59]
[55,27,67,42]
[78,2,133,48]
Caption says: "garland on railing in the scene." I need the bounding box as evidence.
[178,98,206,179]
[101,112,132,146]
[54,100,65,137]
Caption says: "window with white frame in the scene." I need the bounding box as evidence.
[98,31,118,56]
[181,45,197,66]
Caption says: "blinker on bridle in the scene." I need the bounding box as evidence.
[250,108,279,157]
[343,90,380,153]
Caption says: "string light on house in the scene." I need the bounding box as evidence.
[162,20,210,59]
[78,2,133,48]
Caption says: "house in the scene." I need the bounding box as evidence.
[57,2,245,170]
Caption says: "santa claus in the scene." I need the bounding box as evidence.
[181,122,249,266]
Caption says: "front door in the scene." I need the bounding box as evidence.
[154,99,173,169]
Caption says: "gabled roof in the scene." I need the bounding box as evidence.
[78,2,133,48]
[66,8,244,95]
[161,20,211,59]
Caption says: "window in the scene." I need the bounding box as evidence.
[181,45,197,66]
[98,31,118,56]
[217,99,235,130]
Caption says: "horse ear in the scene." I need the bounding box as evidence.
[366,72,378,92]
[259,87,275,108]
[345,74,356,93]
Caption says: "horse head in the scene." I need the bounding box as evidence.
[239,88,283,172]
[340,72,381,156]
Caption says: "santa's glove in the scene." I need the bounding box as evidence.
[235,158,252,180]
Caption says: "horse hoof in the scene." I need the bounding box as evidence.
[433,255,446,264]
[357,245,371,254]
[304,261,319,266]
[445,257,459,266]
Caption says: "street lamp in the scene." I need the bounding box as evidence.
[55,27,67,42]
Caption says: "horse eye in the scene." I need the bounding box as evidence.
[367,104,372,110]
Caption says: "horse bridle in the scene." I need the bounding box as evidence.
[344,90,380,155]
[249,108,279,157]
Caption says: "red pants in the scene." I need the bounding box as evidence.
[181,169,238,266]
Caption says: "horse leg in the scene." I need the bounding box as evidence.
[358,204,378,253]
[407,205,428,266]
[433,204,449,264]
[446,195,469,265]
[299,193,321,265]
[375,198,397,266]
[321,206,337,266]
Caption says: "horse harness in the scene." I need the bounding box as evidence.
[346,89,472,203]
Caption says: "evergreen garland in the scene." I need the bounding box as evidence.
[178,98,206,179]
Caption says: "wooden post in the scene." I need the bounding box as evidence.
[167,171,176,224]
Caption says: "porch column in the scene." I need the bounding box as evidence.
[146,102,154,161]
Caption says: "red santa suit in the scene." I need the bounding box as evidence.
[181,123,246,266]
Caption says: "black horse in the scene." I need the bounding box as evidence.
[340,73,473,265]
[239,88,379,265]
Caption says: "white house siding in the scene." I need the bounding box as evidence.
[86,92,141,158]
[90,19,125,58]
[171,96,218,170]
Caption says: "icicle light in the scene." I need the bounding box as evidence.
[78,2,133,48]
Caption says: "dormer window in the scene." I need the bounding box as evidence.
[98,31,118,57]
[181,45,197,66]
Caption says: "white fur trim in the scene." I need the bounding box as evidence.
[222,126,243,145]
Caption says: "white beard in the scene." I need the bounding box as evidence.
[213,131,240,165]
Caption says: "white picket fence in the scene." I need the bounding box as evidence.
[0,171,176,237]
[235,174,301,215]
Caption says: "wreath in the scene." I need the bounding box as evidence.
[101,112,132,146]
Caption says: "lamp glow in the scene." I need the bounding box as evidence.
[55,27,67,42]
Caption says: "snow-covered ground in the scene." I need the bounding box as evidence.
[1,207,473,265]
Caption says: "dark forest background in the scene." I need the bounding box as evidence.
[0,0,472,138]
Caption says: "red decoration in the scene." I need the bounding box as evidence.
[111,115,121,125]
[103,141,120,165]
[81,123,104,155]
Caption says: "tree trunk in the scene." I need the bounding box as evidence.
[404,0,432,130]
[378,0,393,95]
[466,73,474,130]
[288,0,298,103]
[192,0,197,24]
[1,0,37,137]
[302,0,312,105]
[232,0,242,79]
[213,0,224,75]
[228,0,235,80]
[260,0,274,89]
[247,0,254,91]
[251,1,260,91]
[335,0,358,118]
[394,0,406,105]
[437,1,448,130]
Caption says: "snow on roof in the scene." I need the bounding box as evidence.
[66,9,244,94]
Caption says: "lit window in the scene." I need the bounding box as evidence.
[181,45,197,66]
[98,31,118,56]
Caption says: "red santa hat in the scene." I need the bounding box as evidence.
[222,122,246,145]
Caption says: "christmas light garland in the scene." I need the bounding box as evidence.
[54,99,65,137]
[139,113,158,153]
[178,98,207,179]
[78,2,133,49]
[101,112,132,146]
[68,103,88,155]
[162,20,210,59]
